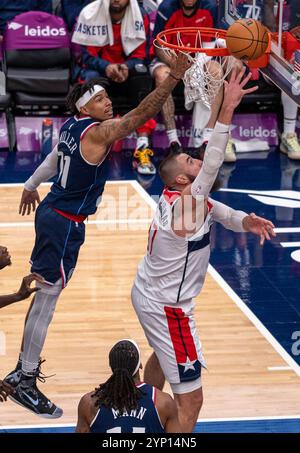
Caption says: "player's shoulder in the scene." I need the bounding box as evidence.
[79,391,95,408]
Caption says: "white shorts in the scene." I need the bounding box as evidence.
[131,285,205,395]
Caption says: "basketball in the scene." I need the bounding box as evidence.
[226,19,269,61]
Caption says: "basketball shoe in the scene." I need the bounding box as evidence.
[280,133,300,160]
[4,358,22,387]
[8,360,63,418]
[133,146,156,175]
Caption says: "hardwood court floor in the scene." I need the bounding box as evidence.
[0,181,299,427]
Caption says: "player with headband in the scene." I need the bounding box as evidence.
[4,51,191,419]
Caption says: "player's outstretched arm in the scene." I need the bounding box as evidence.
[242,212,276,246]
[212,200,276,245]
[185,68,258,200]
[19,145,59,216]
[92,53,191,146]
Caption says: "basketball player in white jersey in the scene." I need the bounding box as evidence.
[131,67,276,433]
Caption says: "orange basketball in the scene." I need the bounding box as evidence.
[226,19,269,61]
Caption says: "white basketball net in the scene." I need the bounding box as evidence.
[156,31,235,108]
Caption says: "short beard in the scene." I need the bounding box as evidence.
[109,4,127,14]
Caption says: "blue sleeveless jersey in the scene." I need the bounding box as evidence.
[44,116,109,216]
[90,383,165,433]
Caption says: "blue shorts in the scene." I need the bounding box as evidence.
[30,201,85,287]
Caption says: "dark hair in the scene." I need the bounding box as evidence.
[92,340,144,413]
[66,79,105,114]
[158,152,180,187]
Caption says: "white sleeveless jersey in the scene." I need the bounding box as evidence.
[134,188,214,304]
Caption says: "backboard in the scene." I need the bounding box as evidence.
[220,0,300,106]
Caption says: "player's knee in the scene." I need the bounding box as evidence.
[37,279,62,296]
[176,389,203,423]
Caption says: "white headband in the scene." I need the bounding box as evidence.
[75,85,105,111]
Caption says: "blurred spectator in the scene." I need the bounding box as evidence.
[61,0,94,31]
[0,1,52,32]
[74,0,157,174]
[236,0,300,160]
[150,0,238,163]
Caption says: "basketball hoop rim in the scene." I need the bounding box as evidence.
[154,27,230,56]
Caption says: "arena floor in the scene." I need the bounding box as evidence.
[0,148,300,433]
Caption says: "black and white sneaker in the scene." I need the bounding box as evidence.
[5,357,43,388]
[4,360,22,388]
[9,361,63,418]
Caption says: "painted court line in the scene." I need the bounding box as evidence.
[268,366,293,371]
[208,266,300,377]
[274,228,300,233]
[280,242,300,248]
[1,415,300,431]
[0,180,135,188]
[0,219,152,228]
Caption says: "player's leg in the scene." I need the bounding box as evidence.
[280,91,300,159]
[173,387,203,433]
[152,62,181,151]
[132,286,204,432]
[6,205,85,417]
[144,352,165,390]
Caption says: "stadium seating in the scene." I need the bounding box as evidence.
[3,11,71,111]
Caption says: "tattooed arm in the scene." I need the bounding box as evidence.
[100,52,190,142]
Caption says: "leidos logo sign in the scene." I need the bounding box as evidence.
[233,125,277,139]
[25,25,67,37]
[9,22,66,37]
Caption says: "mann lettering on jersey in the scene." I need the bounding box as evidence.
[90,384,164,433]
[112,406,147,420]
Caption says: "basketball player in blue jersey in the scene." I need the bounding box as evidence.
[76,339,181,433]
[4,53,192,418]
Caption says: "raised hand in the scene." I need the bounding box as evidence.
[223,67,259,110]
[242,213,276,246]
[19,188,40,216]
[170,51,192,80]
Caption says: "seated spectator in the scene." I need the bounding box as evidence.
[0,245,43,402]
[61,0,94,32]
[0,0,52,33]
[73,0,157,175]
